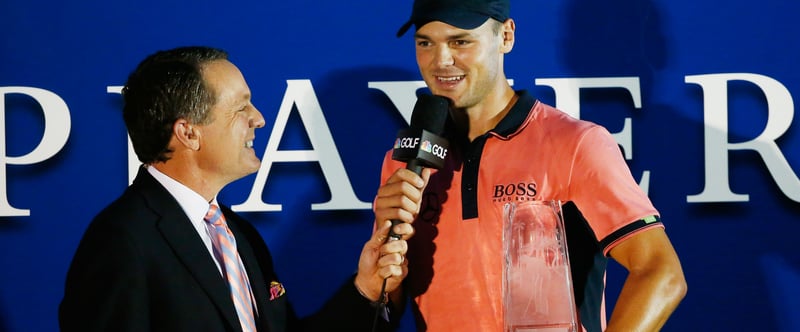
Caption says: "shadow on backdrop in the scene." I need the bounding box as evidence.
[559,1,798,331]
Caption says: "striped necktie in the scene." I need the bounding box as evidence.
[204,204,257,332]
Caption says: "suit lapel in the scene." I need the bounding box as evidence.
[131,168,243,332]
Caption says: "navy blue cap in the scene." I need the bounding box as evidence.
[396,0,510,37]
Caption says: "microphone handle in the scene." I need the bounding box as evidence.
[387,158,423,241]
[374,159,424,331]
[405,158,424,176]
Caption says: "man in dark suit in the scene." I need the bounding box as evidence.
[59,46,426,331]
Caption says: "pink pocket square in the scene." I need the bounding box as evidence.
[269,281,286,301]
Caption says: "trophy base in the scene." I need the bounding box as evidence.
[508,323,577,332]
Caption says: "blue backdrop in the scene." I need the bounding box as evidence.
[1,1,798,331]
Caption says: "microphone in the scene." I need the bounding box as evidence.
[371,94,451,332]
[387,94,451,241]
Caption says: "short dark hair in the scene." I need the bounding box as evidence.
[122,46,228,164]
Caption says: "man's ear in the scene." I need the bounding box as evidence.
[174,119,201,151]
[501,18,516,53]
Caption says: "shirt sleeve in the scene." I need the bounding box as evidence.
[566,124,662,254]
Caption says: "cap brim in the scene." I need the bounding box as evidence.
[397,20,414,37]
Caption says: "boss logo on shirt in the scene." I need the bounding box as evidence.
[492,182,538,202]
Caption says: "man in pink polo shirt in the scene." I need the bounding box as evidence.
[373,0,688,331]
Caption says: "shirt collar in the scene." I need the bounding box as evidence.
[490,90,537,138]
[146,165,216,222]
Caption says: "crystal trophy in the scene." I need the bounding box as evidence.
[503,200,578,332]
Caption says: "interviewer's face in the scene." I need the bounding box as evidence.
[414,19,506,109]
[196,59,265,184]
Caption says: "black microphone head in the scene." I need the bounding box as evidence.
[392,94,451,171]
[409,94,450,135]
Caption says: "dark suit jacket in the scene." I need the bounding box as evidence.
[59,167,398,332]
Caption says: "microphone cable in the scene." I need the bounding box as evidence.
[371,230,398,332]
